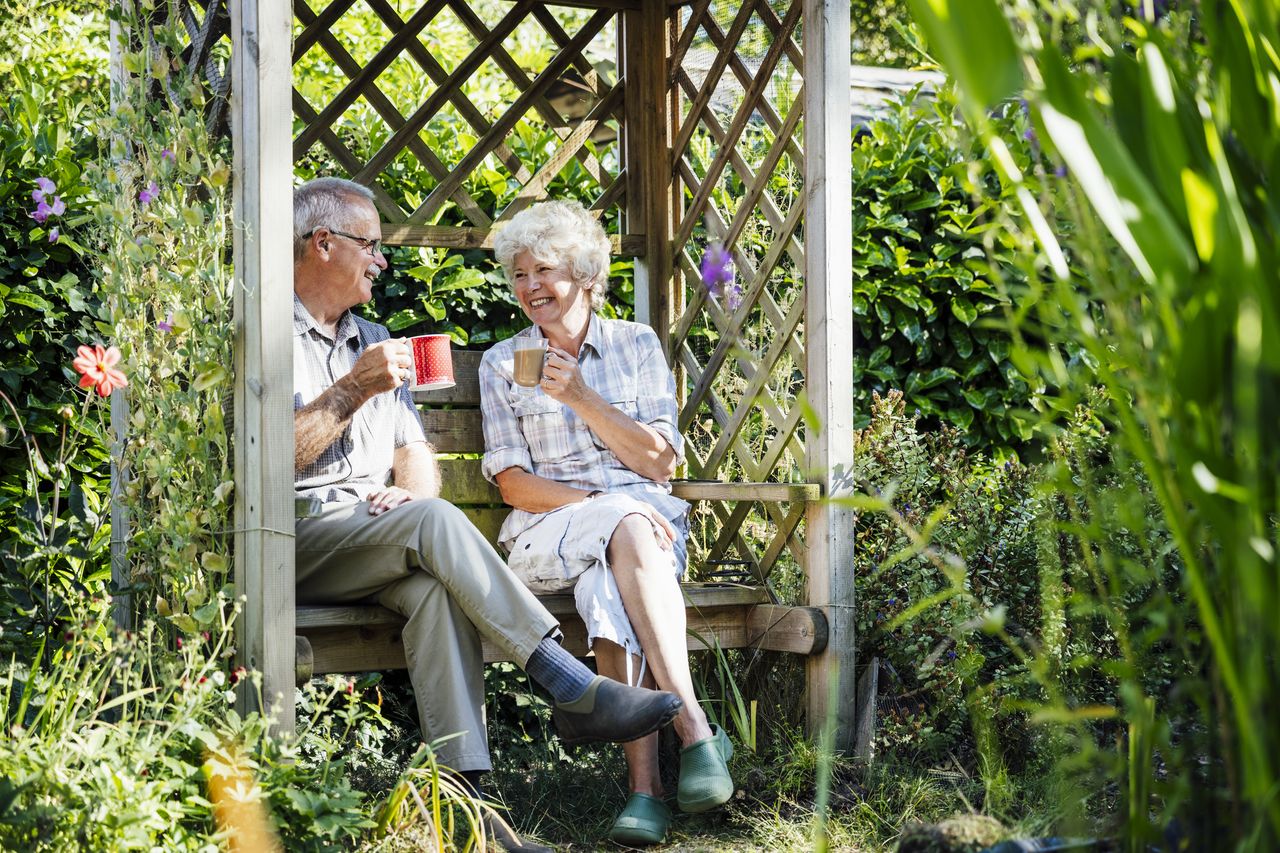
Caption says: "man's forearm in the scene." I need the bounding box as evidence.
[295,378,367,471]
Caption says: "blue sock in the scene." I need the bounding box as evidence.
[524,637,595,704]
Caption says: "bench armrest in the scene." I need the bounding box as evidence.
[669,480,821,502]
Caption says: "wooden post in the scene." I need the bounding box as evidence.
[230,0,296,734]
[108,5,132,634]
[621,2,676,353]
[802,0,855,752]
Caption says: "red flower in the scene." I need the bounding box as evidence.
[72,344,128,397]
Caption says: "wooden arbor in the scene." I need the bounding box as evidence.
[229,0,854,744]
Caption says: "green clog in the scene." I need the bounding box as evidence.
[608,792,673,846]
[676,725,734,813]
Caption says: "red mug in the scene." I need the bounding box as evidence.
[407,334,454,391]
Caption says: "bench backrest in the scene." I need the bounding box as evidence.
[416,350,507,544]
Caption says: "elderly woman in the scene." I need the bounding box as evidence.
[479,201,733,844]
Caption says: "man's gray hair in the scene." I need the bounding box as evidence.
[294,177,376,261]
[493,201,611,311]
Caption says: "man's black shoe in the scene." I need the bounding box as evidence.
[551,675,683,746]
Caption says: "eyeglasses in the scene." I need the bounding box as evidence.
[306,227,383,257]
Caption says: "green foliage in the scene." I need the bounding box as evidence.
[852,390,1043,766]
[93,7,236,617]
[0,603,380,850]
[908,0,1280,846]
[850,90,1051,448]
[852,0,915,67]
[0,7,110,657]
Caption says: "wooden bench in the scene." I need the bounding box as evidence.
[294,351,828,682]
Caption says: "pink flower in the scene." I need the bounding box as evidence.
[138,181,159,204]
[72,344,129,397]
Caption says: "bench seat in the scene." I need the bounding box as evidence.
[295,582,827,681]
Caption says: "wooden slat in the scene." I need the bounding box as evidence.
[438,458,501,504]
[380,224,645,256]
[747,604,828,655]
[406,7,612,222]
[362,0,532,188]
[301,599,825,672]
[292,0,450,157]
[298,584,771,629]
[803,0,856,751]
[292,0,491,225]
[414,350,483,405]
[349,0,536,184]
[670,480,820,502]
[671,0,802,250]
[668,0,755,160]
[460,505,508,544]
[420,408,484,453]
[232,0,296,732]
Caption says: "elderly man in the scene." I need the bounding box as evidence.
[291,177,681,851]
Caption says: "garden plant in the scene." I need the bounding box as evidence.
[2,0,1276,850]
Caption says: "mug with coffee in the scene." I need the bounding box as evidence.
[407,334,455,391]
[512,337,547,388]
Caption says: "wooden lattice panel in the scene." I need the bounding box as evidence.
[667,0,809,584]
[291,0,630,247]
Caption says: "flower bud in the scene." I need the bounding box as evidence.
[57,404,75,420]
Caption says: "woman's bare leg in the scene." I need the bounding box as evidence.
[606,515,714,748]
[594,638,663,796]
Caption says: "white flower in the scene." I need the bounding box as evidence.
[224,689,237,704]
[211,670,226,686]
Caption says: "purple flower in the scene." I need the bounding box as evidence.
[1023,127,1036,143]
[30,200,53,223]
[161,148,175,161]
[700,243,740,309]
[157,312,174,333]
[887,598,897,606]
[48,227,60,243]
[138,181,160,204]
[946,650,957,661]
[1055,164,1069,178]
[49,196,65,216]
[33,177,55,202]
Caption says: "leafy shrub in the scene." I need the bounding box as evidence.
[0,603,378,850]
[850,88,1049,448]
[854,390,1043,764]
[0,10,110,656]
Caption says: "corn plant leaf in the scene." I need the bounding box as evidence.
[1035,46,1195,287]
[905,0,1023,113]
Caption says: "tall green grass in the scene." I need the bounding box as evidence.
[905,0,1280,847]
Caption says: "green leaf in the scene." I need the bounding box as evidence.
[950,297,978,325]
[1035,47,1195,287]
[906,0,1024,113]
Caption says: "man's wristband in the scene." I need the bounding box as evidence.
[585,489,604,500]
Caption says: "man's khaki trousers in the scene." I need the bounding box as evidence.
[295,497,558,772]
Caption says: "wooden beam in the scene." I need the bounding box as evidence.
[380,224,645,257]
[231,0,296,733]
[621,0,674,343]
[802,0,855,753]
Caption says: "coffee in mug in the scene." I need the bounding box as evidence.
[407,334,455,391]
[512,337,547,387]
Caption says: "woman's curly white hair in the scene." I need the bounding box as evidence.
[493,201,611,311]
